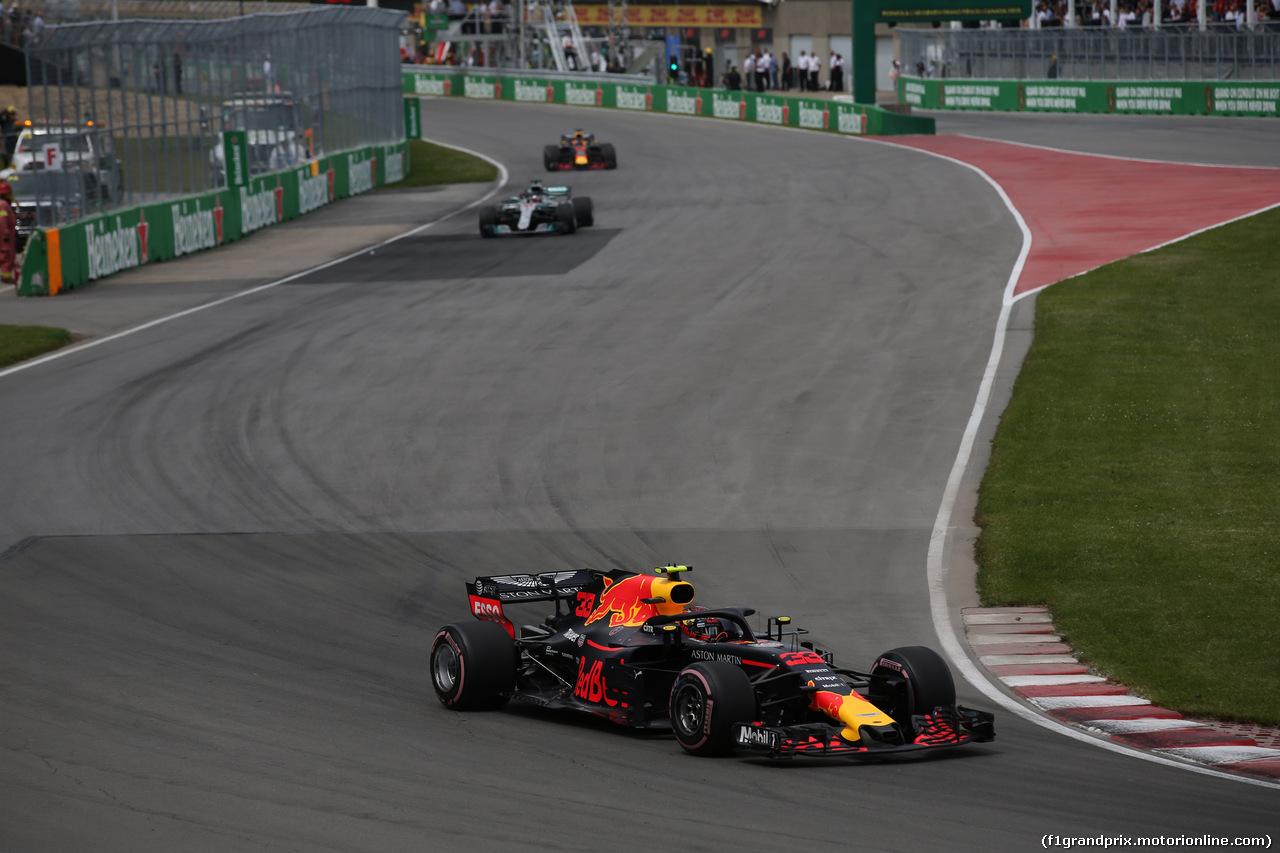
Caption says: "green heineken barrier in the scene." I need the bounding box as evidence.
[402,68,935,135]
[898,76,1280,118]
[18,141,407,296]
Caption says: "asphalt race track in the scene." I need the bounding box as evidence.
[1,100,1276,852]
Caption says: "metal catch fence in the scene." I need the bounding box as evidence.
[898,26,1280,82]
[13,6,404,235]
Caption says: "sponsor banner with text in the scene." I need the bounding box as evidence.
[898,76,1279,117]
[572,4,762,27]
[400,69,927,136]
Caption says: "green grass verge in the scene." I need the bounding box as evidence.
[0,324,73,368]
[975,206,1280,726]
[387,138,498,188]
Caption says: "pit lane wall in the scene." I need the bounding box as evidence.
[17,142,408,296]
[898,76,1280,117]
[402,69,936,136]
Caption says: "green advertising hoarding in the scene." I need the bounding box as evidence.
[19,142,406,296]
[400,69,935,135]
[222,130,251,188]
[404,97,422,140]
[898,77,1280,118]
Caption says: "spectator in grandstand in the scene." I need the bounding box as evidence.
[781,52,792,90]
[743,50,755,92]
[755,49,769,93]
[722,65,742,90]
[485,0,504,34]
[808,50,820,90]
[767,49,779,89]
[1226,0,1246,28]
[797,51,809,90]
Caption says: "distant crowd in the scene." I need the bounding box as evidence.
[0,3,47,49]
[1025,0,1277,27]
[718,49,848,93]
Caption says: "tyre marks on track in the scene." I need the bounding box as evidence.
[289,230,621,284]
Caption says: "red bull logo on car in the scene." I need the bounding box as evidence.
[584,575,660,627]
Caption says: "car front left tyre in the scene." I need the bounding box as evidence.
[669,661,757,756]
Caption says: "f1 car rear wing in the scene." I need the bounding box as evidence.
[467,570,603,636]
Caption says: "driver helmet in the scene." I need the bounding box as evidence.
[681,605,733,642]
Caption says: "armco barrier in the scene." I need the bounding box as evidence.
[18,142,407,296]
[403,68,936,136]
[898,76,1280,118]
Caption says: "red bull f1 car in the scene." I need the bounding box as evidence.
[478,180,593,238]
[544,130,617,171]
[431,565,995,758]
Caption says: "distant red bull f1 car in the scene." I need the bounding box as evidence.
[431,565,995,758]
[544,130,617,171]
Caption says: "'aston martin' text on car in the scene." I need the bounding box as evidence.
[478,180,593,238]
[431,565,995,759]
[544,130,617,171]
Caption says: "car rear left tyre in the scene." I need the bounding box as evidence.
[431,622,516,710]
[867,646,956,737]
[572,196,593,228]
[669,661,756,756]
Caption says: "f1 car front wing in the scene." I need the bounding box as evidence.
[732,706,995,759]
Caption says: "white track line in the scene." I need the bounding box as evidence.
[0,138,509,382]
[881,138,1280,789]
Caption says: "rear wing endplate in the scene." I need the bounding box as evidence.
[467,570,602,635]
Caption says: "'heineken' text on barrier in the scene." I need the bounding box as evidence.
[348,154,374,196]
[666,93,698,115]
[616,87,649,111]
[384,149,405,184]
[86,217,140,281]
[240,185,278,235]
[414,76,447,96]
[515,80,548,102]
[171,203,217,257]
[298,169,331,214]
[756,101,785,125]
[464,78,497,99]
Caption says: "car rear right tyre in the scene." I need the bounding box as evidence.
[572,196,593,227]
[431,621,516,710]
[669,661,757,756]
[556,202,577,234]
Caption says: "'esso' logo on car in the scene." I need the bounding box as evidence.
[472,599,502,618]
